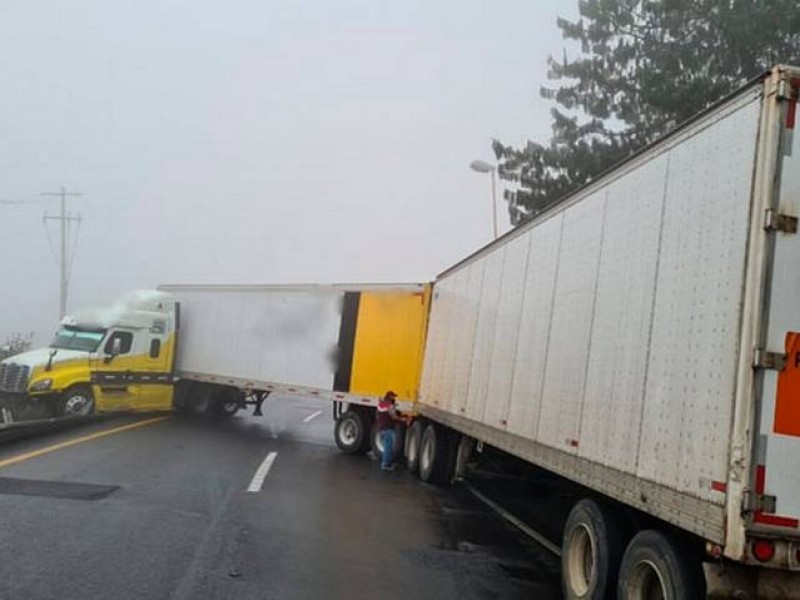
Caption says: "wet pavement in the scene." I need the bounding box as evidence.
[0,396,562,599]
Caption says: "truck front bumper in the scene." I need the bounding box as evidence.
[0,392,60,423]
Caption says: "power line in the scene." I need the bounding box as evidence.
[0,196,47,206]
[41,187,83,319]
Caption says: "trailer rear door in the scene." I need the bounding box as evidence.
[756,72,800,534]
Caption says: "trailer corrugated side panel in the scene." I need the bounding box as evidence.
[505,214,562,440]
[483,234,530,428]
[636,98,758,502]
[579,155,668,473]
[419,87,763,538]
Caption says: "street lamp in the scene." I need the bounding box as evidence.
[469,160,498,239]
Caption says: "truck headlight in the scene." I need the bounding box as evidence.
[30,378,53,392]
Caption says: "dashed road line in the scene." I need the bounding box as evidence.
[302,410,323,423]
[246,451,278,492]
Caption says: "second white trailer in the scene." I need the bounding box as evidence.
[413,65,800,597]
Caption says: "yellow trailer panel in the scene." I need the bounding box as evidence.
[348,286,430,401]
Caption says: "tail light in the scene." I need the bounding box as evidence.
[752,539,776,563]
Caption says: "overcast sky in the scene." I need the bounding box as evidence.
[0,0,576,343]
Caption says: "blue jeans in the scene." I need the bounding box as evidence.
[380,429,395,468]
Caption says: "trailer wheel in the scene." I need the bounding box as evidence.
[335,410,369,454]
[617,530,705,600]
[404,421,423,473]
[562,499,625,600]
[454,435,476,480]
[418,423,455,485]
[61,386,95,417]
[191,384,213,415]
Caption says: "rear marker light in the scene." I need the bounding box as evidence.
[752,539,775,563]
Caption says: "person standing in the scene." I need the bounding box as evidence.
[376,391,402,471]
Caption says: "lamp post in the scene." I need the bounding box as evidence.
[469,160,498,239]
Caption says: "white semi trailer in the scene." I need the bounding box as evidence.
[406,65,800,598]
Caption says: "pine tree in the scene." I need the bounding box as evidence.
[496,0,800,224]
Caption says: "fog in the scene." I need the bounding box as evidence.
[0,0,574,342]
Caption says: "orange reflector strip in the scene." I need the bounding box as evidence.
[774,332,800,437]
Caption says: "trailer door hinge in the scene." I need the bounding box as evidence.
[764,209,798,234]
[777,79,792,102]
[753,348,787,371]
[742,490,777,514]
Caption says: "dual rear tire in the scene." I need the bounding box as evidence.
[173,382,241,417]
[562,499,625,599]
[617,530,705,599]
[561,499,705,599]
[417,422,457,484]
[404,421,424,472]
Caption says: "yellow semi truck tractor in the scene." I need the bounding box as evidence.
[0,290,178,422]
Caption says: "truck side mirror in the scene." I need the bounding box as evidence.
[104,337,122,364]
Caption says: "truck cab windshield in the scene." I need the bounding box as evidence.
[50,328,105,352]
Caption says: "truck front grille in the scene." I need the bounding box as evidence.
[0,363,30,393]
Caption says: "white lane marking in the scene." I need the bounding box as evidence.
[303,410,323,423]
[466,484,562,557]
[246,451,278,492]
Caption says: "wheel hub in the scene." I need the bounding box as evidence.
[64,394,90,416]
[567,523,595,596]
[629,560,666,600]
[339,419,357,445]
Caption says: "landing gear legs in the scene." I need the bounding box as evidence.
[252,391,270,416]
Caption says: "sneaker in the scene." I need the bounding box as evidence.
[381,464,396,471]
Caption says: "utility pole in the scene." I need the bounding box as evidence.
[41,187,82,319]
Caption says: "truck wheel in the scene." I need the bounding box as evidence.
[61,386,95,417]
[213,388,242,417]
[335,410,369,454]
[617,530,705,600]
[418,423,455,485]
[404,421,423,473]
[562,499,625,600]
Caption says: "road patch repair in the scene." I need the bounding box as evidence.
[0,417,169,500]
[0,476,118,500]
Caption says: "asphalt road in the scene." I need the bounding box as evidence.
[0,396,561,599]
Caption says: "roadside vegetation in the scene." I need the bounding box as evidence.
[1,332,33,360]
[495,0,800,222]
